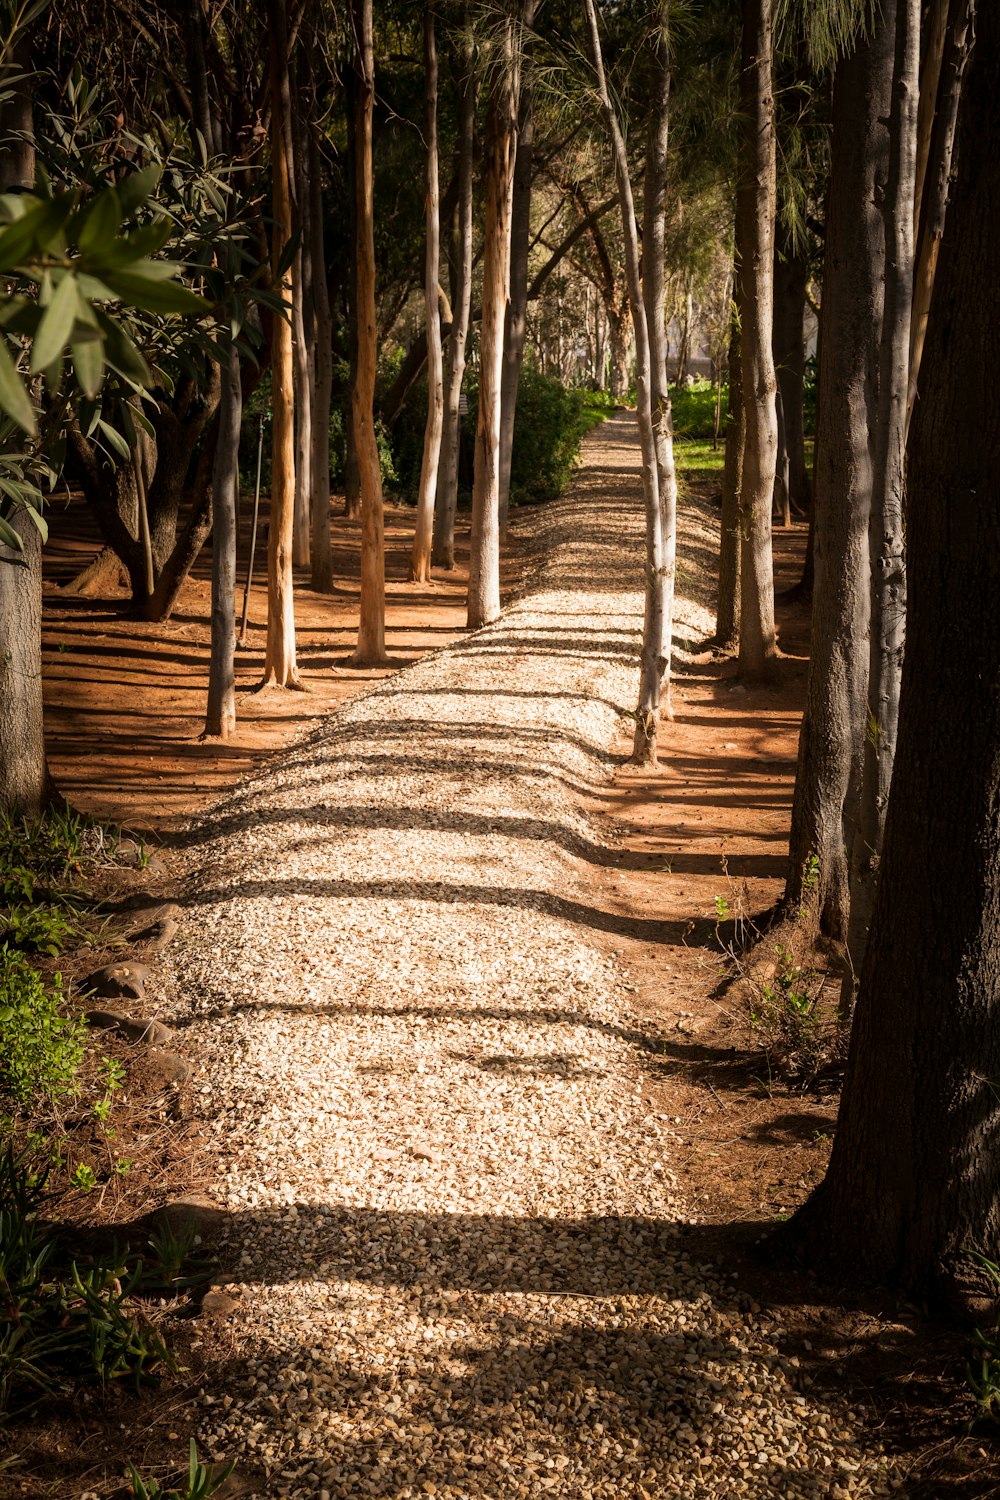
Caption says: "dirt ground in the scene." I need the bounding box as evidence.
[12,468,999,1497]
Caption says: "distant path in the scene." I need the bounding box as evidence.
[163,414,885,1498]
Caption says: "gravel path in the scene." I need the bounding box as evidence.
[163,414,889,1498]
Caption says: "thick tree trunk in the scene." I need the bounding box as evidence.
[772,218,811,516]
[583,0,664,766]
[410,3,443,585]
[0,508,46,817]
[204,337,242,739]
[635,0,677,762]
[716,307,742,652]
[263,0,301,687]
[906,0,974,435]
[292,65,313,571]
[309,114,334,593]
[784,6,892,934]
[497,22,537,538]
[467,23,516,632]
[735,0,779,683]
[607,304,632,399]
[842,0,918,1008]
[792,6,998,1300]
[433,25,475,572]
[351,0,386,662]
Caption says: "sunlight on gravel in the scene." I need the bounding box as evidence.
[160,417,890,1498]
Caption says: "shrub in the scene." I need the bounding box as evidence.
[0,953,85,1107]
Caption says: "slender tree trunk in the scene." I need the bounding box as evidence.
[791,4,998,1302]
[906,0,974,435]
[344,67,361,523]
[716,305,742,651]
[467,20,516,631]
[583,0,663,767]
[607,304,632,399]
[410,2,443,585]
[735,0,779,682]
[433,24,475,571]
[784,4,892,934]
[636,0,677,760]
[497,11,538,538]
[841,0,918,1009]
[204,337,242,739]
[309,112,335,593]
[0,508,46,816]
[263,0,301,687]
[351,0,386,661]
[772,217,811,515]
[292,71,313,571]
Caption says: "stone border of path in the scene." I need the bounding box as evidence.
[157,415,891,1499]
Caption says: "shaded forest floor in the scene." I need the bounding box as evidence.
[8,426,998,1497]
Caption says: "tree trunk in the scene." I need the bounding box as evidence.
[263,0,301,687]
[784,4,892,934]
[410,2,443,585]
[433,21,475,572]
[0,508,46,817]
[291,59,313,571]
[607,304,631,399]
[309,111,334,593]
[906,0,974,435]
[772,218,811,515]
[466,21,516,632]
[716,305,742,652]
[204,336,242,739]
[841,0,919,1009]
[791,3,998,1301]
[583,0,664,765]
[343,66,361,523]
[735,0,779,683]
[350,0,386,662]
[497,26,536,538]
[636,0,677,762]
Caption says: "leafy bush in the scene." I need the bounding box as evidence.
[670,378,725,439]
[0,953,85,1106]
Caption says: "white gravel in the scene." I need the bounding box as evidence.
[161,415,891,1497]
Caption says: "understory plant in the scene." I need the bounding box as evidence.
[127,1440,234,1500]
[0,954,85,1106]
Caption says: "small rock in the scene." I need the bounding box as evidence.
[85,1008,173,1046]
[201,1289,240,1318]
[409,1144,438,1163]
[129,909,180,951]
[155,1191,227,1238]
[80,962,150,1001]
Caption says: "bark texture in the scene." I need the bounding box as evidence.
[351,0,386,661]
[842,0,918,1006]
[785,6,892,933]
[772,219,811,517]
[467,23,516,631]
[410,3,443,585]
[0,508,46,817]
[794,5,999,1296]
[716,307,742,652]
[263,0,301,687]
[309,111,334,592]
[204,337,242,738]
[735,0,779,682]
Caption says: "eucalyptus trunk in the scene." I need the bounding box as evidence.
[291,70,313,571]
[350,0,386,662]
[785,2,892,934]
[410,2,443,585]
[204,336,242,739]
[735,0,779,682]
[841,0,919,1008]
[433,25,475,571]
[772,218,811,516]
[309,111,334,592]
[0,508,46,817]
[716,306,742,652]
[467,21,516,631]
[791,5,1000,1301]
[262,0,301,687]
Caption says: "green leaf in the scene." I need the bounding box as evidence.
[21,503,47,544]
[31,273,78,373]
[0,514,24,551]
[0,338,35,434]
[72,336,104,398]
[116,165,161,218]
[0,195,72,273]
[77,186,122,254]
[92,309,152,386]
[101,270,208,316]
[96,418,131,460]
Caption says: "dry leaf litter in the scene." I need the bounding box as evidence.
[160,415,893,1497]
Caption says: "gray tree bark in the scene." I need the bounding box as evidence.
[716,306,742,652]
[410,2,443,585]
[204,336,242,738]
